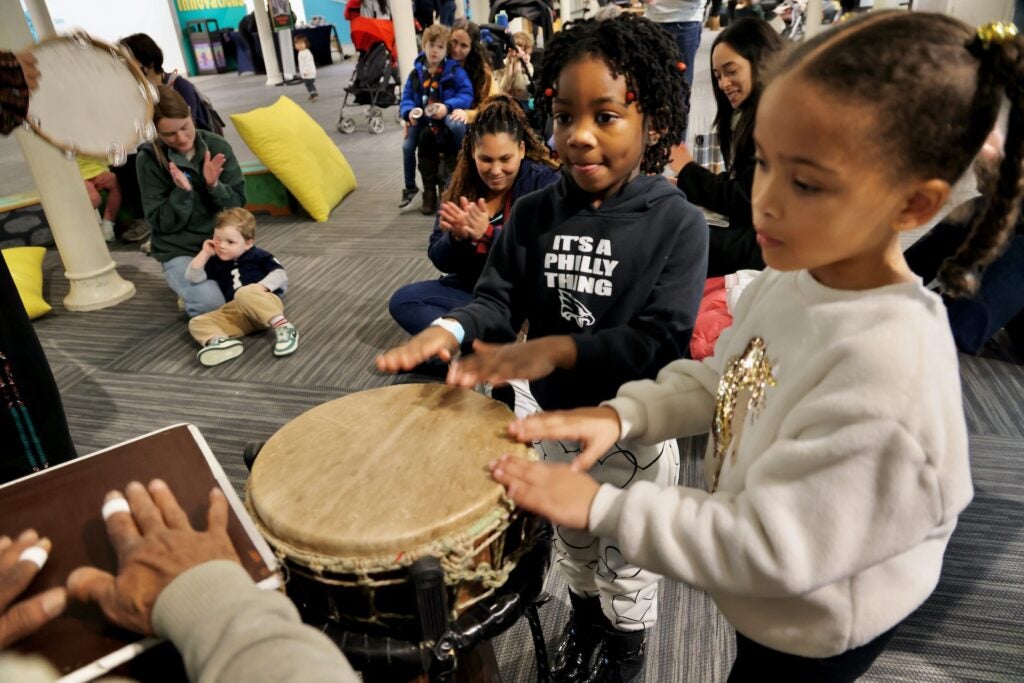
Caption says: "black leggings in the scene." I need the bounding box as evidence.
[728,626,897,683]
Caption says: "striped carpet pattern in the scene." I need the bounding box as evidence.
[18,40,1024,682]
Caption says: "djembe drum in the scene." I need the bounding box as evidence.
[246,383,552,680]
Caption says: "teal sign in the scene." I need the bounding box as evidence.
[174,0,248,76]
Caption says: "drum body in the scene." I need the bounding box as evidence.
[246,384,536,644]
[27,32,156,164]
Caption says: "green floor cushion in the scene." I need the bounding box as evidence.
[231,97,357,222]
[2,246,51,319]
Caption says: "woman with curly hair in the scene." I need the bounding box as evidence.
[389,95,559,334]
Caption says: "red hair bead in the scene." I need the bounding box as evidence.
[626,91,636,102]
[677,61,687,72]
[544,87,554,97]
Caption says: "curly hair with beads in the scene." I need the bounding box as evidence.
[443,94,558,204]
[535,15,689,175]
[780,11,1024,297]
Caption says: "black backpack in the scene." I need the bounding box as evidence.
[348,42,398,108]
[167,73,226,135]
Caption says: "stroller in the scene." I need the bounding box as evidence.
[337,6,402,134]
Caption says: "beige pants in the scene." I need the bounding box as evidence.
[188,284,284,345]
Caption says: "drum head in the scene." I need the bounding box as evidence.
[28,34,154,163]
[248,384,532,559]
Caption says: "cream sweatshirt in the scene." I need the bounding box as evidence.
[594,269,973,657]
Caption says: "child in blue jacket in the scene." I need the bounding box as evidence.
[398,24,474,215]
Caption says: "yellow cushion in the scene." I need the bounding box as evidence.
[2,247,52,320]
[76,156,108,180]
[230,97,357,222]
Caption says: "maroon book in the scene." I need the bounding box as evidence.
[2,424,279,682]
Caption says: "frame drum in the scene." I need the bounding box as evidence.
[25,31,157,165]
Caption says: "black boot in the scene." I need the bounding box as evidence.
[418,137,441,216]
[584,626,647,683]
[551,591,604,682]
[420,186,438,215]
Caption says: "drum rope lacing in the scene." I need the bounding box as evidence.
[247,493,533,623]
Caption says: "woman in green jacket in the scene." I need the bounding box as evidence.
[137,85,246,317]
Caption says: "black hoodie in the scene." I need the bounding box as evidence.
[448,172,709,411]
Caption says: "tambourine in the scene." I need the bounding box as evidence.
[23,31,159,166]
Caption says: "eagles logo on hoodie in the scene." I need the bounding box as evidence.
[558,289,596,328]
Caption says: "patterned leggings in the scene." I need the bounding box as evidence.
[509,381,680,631]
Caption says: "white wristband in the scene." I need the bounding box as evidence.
[430,317,465,345]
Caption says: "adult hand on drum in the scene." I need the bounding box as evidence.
[447,336,577,388]
[0,530,66,648]
[489,456,599,530]
[203,151,227,189]
[14,51,40,91]
[67,480,240,635]
[507,406,623,472]
[376,326,460,372]
[168,162,193,192]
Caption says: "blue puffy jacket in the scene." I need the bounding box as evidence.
[399,54,475,121]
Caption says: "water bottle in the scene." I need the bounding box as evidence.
[496,11,509,30]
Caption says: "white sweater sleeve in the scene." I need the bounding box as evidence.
[590,331,970,598]
[603,270,770,443]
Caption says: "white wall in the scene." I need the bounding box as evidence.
[912,0,1014,24]
[41,0,189,73]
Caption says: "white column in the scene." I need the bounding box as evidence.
[0,0,134,311]
[278,27,296,79]
[392,0,418,86]
[804,0,824,39]
[560,0,572,26]
[470,0,490,24]
[22,0,54,39]
[253,0,284,85]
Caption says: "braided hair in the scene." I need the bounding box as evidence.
[536,15,689,174]
[779,11,1023,297]
[443,94,558,204]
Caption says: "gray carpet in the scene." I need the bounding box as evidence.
[10,32,1024,682]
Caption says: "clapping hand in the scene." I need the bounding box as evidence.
[203,151,226,188]
[439,197,489,241]
[168,162,193,191]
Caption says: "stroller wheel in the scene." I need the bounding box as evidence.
[338,117,357,134]
[368,116,385,135]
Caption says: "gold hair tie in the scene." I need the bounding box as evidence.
[976,21,1018,48]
